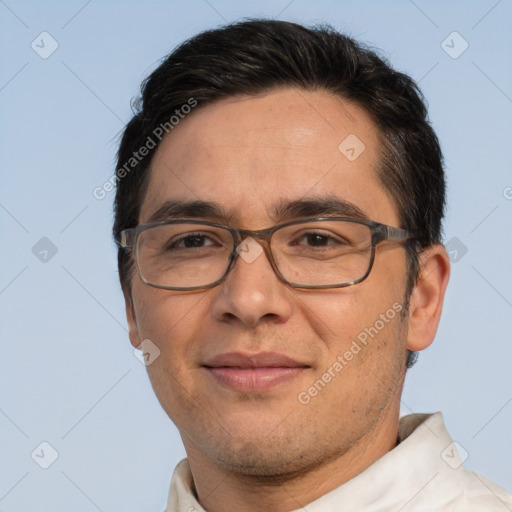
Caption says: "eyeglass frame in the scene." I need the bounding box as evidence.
[116,217,414,291]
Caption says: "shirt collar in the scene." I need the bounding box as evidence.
[163,412,484,511]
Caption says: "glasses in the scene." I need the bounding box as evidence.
[117,217,413,291]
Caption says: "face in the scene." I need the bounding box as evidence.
[127,88,411,477]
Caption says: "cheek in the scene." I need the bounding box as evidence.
[132,286,213,364]
[294,266,407,377]
[132,289,214,418]
[299,292,407,411]
[296,286,399,339]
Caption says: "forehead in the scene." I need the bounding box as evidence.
[140,88,399,227]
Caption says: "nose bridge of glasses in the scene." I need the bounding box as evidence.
[229,226,280,279]
[231,225,273,253]
[236,224,275,241]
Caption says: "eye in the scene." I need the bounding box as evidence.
[301,233,338,246]
[292,231,347,248]
[168,233,217,249]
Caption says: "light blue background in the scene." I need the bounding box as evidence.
[1,1,511,510]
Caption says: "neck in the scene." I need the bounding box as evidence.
[184,403,401,512]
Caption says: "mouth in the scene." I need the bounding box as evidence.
[202,352,310,393]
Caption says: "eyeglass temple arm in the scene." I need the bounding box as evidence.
[116,229,136,248]
[374,225,412,244]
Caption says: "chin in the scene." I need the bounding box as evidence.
[198,426,341,484]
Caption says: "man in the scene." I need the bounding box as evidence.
[113,19,512,511]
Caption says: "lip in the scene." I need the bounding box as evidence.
[202,352,309,392]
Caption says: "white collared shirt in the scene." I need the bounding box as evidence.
[163,412,512,511]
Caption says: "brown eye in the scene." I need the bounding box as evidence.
[170,234,213,249]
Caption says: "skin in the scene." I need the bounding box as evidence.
[125,88,450,512]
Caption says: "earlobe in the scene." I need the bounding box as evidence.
[406,245,450,352]
[125,296,142,349]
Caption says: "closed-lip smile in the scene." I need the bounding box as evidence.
[202,352,310,392]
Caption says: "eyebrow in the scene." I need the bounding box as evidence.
[146,195,369,224]
[147,199,231,223]
[272,195,368,222]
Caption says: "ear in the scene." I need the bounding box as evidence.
[406,244,450,351]
[125,294,143,349]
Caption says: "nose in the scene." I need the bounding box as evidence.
[210,237,293,327]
